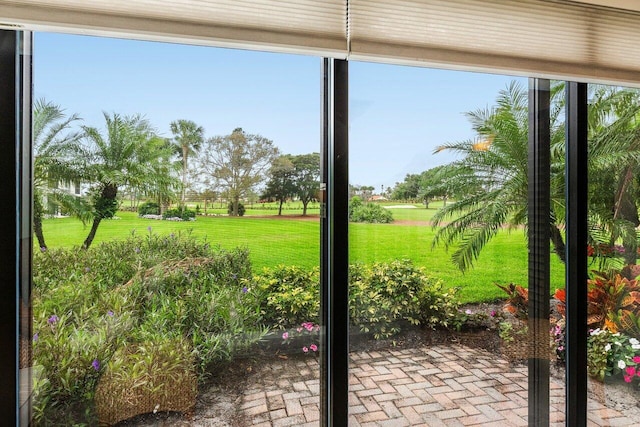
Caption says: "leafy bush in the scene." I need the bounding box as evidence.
[252,265,320,328]
[349,200,393,223]
[555,270,640,335]
[162,207,196,221]
[495,283,529,319]
[131,256,265,376]
[137,201,160,216]
[350,260,459,339]
[228,202,246,216]
[31,232,257,424]
[251,260,460,340]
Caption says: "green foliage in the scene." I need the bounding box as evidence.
[555,270,640,335]
[131,255,264,376]
[228,202,246,216]
[31,232,258,423]
[252,265,320,328]
[495,283,529,319]
[350,260,460,338]
[587,329,640,383]
[137,201,160,216]
[349,200,394,223]
[252,260,459,340]
[89,185,119,220]
[163,207,196,220]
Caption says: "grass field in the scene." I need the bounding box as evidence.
[40,205,566,303]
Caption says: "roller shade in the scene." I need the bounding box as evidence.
[348,0,640,85]
[1,0,640,84]
[0,0,348,57]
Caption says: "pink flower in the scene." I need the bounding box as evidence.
[282,332,289,340]
[624,375,633,383]
[310,344,318,352]
[633,356,640,364]
[490,310,496,317]
[297,327,303,333]
[626,366,636,376]
[302,346,309,353]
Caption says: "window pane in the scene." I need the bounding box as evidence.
[30,33,322,425]
[348,62,546,425]
[582,83,640,426]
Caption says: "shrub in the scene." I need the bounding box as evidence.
[252,260,460,339]
[137,201,160,216]
[252,265,320,328]
[131,256,265,376]
[350,260,459,339]
[31,233,258,423]
[349,200,393,223]
[555,270,640,335]
[162,207,196,221]
[495,283,529,319]
[228,202,246,216]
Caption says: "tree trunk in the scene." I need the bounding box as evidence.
[550,224,566,263]
[233,196,239,216]
[82,217,102,250]
[278,198,283,216]
[181,146,188,214]
[614,166,639,265]
[82,183,117,249]
[302,200,308,216]
[34,213,47,251]
[33,195,47,250]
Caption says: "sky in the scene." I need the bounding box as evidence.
[33,32,525,191]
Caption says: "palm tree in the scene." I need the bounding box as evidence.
[81,113,166,249]
[32,98,89,250]
[431,81,567,271]
[587,87,640,265]
[170,119,204,212]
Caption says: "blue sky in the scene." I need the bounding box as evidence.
[34,32,524,190]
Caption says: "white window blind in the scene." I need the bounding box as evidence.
[0,0,348,57]
[1,0,640,85]
[348,0,640,85]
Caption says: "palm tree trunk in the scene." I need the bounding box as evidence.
[82,217,102,250]
[82,183,117,249]
[33,195,47,250]
[181,146,188,214]
[550,224,566,263]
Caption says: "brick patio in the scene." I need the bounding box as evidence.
[235,344,639,427]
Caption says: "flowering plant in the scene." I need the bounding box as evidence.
[550,318,566,363]
[587,328,640,383]
[281,322,320,355]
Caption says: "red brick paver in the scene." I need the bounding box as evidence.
[238,345,639,426]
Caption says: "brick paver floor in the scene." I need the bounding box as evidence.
[238,344,639,427]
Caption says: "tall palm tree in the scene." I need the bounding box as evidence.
[431,81,567,271]
[32,98,89,250]
[82,113,165,249]
[170,119,204,211]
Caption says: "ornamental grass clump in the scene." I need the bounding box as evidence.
[94,338,197,426]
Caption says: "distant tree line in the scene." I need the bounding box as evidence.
[34,100,320,249]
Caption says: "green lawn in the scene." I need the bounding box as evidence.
[41,209,566,303]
